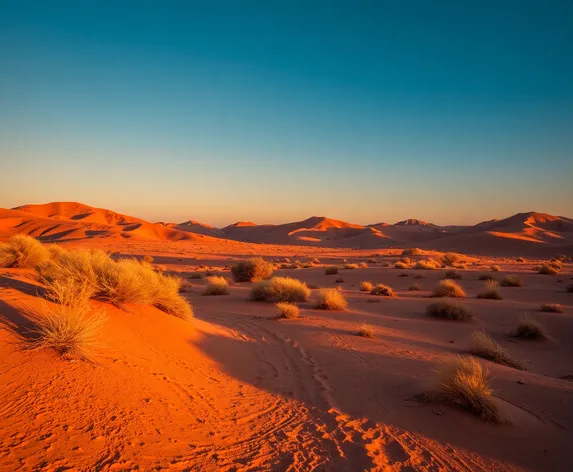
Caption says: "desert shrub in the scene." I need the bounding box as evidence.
[188,272,205,279]
[276,302,300,320]
[394,262,408,269]
[370,284,396,297]
[314,288,348,310]
[179,280,193,293]
[399,257,410,265]
[426,301,472,320]
[367,258,377,263]
[360,281,373,292]
[516,257,525,262]
[500,275,523,287]
[539,264,559,275]
[231,257,274,282]
[324,266,339,275]
[540,303,563,313]
[477,280,502,300]
[343,263,359,270]
[143,255,154,264]
[357,324,374,338]
[380,262,390,267]
[478,274,496,281]
[516,317,546,339]
[358,262,368,268]
[310,257,320,264]
[402,248,422,256]
[204,276,229,295]
[490,265,501,272]
[408,283,421,291]
[470,330,523,369]
[0,234,50,268]
[250,276,310,303]
[442,252,463,266]
[444,269,462,280]
[428,355,502,423]
[414,259,440,270]
[548,259,564,270]
[432,279,466,298]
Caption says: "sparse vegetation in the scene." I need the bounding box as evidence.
[394,261,408,269]
[414,259,440,270]
[470,330,523,369]
[442,252,463,266]
[432,279,466,298]
[402,248,422,256]
[343,263,359,270]
[444,269,462,280]
[276,302,300,320]
[335,278,344,283]
[539,264,559,275]
[478,274,496,281]
[540,303,563,313]
[490,265,501,272]
[369,284,396,297]
[204,276,230,295]
[357,324,374,338]
[477,280,502,300]
[360,281,373,292]
[408,283,421,291]
[500,275,523,287]
[516,316,546,339]
[314,288,348,310]
[324,266,339,275]
[250,276,310,303]
[231,257,274,282]
[188,272,205,279]
[426,301,473,320]
[358,262,368,268]
[0,234,50,268]
[143,255,154,264]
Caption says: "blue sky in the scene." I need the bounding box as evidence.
[1,0,572,226]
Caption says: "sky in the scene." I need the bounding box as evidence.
[1,0,572,227]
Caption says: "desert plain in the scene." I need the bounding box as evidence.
[0,202,572,471]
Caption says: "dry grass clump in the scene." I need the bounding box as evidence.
[478,274,496,281]
[414,259,440,270]
[276,302,300,320]
[324,266,339,275]
[360,281,373,292]
[408,283,421,291]
[516,257,525,262]
[231,257,274,282]
[444,269,462,280]
[314,288,348,310]
[310,257,320,264]
[357,324,374,338]
[370,284,396,297]
[477,280,502,300]
[399,256,410,264]
[428,355,502,423]
[204,276,230,295]
[142,255,154,264]
[500,275,523,287]
[358,262,368,268]
[540,303,563,313]
[188,271,205,279]
[426,301,473,320]
[343,263,360,270]
[442,252,463,266]
[0,234,50,268]
[38,248,193,319]
[470,330,523,369]
[516,316,546,339]
[490,265,501,272]
[394,261,409,269]
[251,276,310,303]
[29,300,105,362]
[402,248,422,256]
[538,263,559,275]
[432,279,466,298]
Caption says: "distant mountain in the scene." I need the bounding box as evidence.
[174,220,227,238]
[394,219,440,228]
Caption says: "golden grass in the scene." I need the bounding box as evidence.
[442,252,463,266]
[490,265,501,272]
[414,259,440,270]
[324,266,339,275]
[540,303,563,313]
[143,255,154,264]
[402,248,422,256]
[516,316,546,339]
[370,284,396,297]
[251,276,310,303]
[276,302,300,319]
[0,234,50,268]
[429,355,503,423]
[357,323,374,338]
[314,288,348,310]
[500,275,523,287]
[231,257,274,282]
[394,261,408,269]
[432,279,466,298]
[470,330,523,369]
[204,276,230,295]
[360,281,373,292]
[426,301,473,320]
[343,263,359,269]
[477,280,502,300]
[539,264,559,275]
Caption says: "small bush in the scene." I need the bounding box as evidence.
[516,316,546,339]
[276,302,300,320]
[478,274,496,281]
[357,324,374,338]
[540,303,563,313]
[343,263,359,270]
[143,255,154,264]
[399,257,410,265]
[394,261,408,269]
[444,269,462,280]
[477,280,502,300]
[408,283,421,291]
[310,257,320,264]
[0,234,50,268]
[426,301,472,320]
[325,266,339,275]
[402,248,422,256]
[500,275,523,287]
[370,284,396,297]
[231,257,274,282]
[539,264,558,275]
[204,276,229,295]
[470,330,523,369]
[358,262,368,268]
[428,355,502,423]
[314,288,348,310]
[189,272,205,279]
[414,259,440,270]
[490,265,501,272]
[432,279,466,298]
[360,281,373,292]
[442,252,463,266]
[250,276,310,303]
[516,257,525,262]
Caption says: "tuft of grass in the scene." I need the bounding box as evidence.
[276,302,300,320]
[358,262,368,268]
[432,279,466,298]
[142,255,154,264]
[324,266,339,275]
[370,284,396,297]
[402,248,422,256]
[357,323,374,338]
[426,301,473,320]
[343,263,359,270]
[516,257,525,262]
[490,265,501,272]
[428,355,503,423]
[540,303,563,313]
[314,288,348,310]
[408,283,421,291]
[188,272,205,279]
[477,280,502,300]
[250,276,310,303]
[414,259,440,270]
[203,276,230,295]
[231,257,274,282]
[500,275,523,287]
[0,234,50,268]
[444,269,462,280]
[394,261,408,269]
[478,274,496,281]
[442,252,463,266]
[539,264,559,275]
[399,257,410,265]
[516,316,546,339]
[470,330,523,369]
[360,281,373,292]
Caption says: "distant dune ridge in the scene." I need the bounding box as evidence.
[1,202,572,256]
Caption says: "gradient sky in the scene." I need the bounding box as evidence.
[1,0,572,227]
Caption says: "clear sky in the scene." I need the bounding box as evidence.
[1,0,572,227]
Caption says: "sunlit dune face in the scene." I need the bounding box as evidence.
[487,231,546,243]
